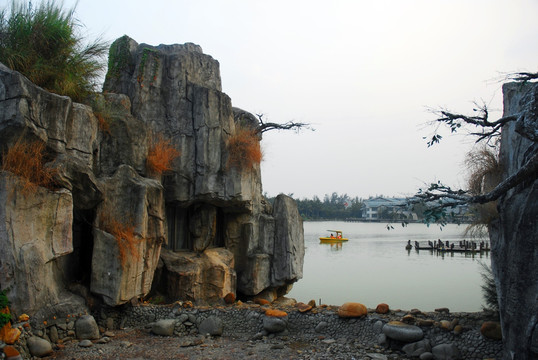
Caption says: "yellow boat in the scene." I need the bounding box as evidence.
[319,230,349,242]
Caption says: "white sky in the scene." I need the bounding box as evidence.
[17,0,538,199]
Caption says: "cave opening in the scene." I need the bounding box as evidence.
[165,203,226,251]
[68,208,95,286]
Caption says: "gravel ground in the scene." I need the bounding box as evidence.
[46,327,402,360]
[38,302,503,360]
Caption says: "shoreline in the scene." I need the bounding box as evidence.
[21,300,503,360]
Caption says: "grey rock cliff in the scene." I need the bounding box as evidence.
[0,35,304,316]
[490,81,538,359]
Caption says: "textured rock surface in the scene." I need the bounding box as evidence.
[0,35,303,317]
[26,336,53,357]
[198,316,223,336]
[75,315,100,340]
[337,302,368,318]
[158,247,236,303]
[382,321,424,342]
[271,195,305,288]
[91,165,165,306]
[489,82,538,359]
[0,173,73,315]
[152,319,176,336]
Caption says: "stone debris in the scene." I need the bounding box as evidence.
[2,303,505,360]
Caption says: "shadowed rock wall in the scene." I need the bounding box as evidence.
[490,82,538,359]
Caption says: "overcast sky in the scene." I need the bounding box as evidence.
[28,0,538,199]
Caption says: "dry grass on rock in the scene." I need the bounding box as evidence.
[227,127,262,170]
[146,134,180,175]
[1,138,57,195]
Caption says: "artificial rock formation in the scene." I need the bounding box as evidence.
[489,82,538,359]
[0,36,304,317]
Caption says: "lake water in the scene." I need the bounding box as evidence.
[287,221,490,312]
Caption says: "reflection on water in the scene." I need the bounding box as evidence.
[321,241,344,251]
[288,221,489,312]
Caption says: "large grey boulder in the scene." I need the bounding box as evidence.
[0,62,99,188]
[271,194,305,287]
[91,165,165,306]
[0,172,73,315]
[94,93,148,177]
[263,315,288,334]
[431,343,461,360]
[0,63,72,153]
[27,336,53,357]
[402,339,431,357]
[198,316,223,336]
[382,321,424,343]
[75,315,100,340]
[489,82,538,359]
[152,319,176,336]
[158,247,236,303]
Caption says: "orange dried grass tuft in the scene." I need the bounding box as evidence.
[99,214,140,266]
[95,112,111,134]
[1,138,57,195]
[146,135,180,175]
[227,127,263,170]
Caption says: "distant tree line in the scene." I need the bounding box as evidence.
[264,192,472,222]
[265,192,364,220]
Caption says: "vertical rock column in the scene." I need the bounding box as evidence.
[91,165,166,306]
[490,82,538,359]
[0,174,73,315]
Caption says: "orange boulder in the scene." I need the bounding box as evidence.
[223,293,236,304]
[254,298,271,306]
[265,309,287,318]
[376,303,390,314]
[296,302,313,313]
[3,345,20,358]
[337,302,368,318]
[1,327,21,345]
[481,321,502,340]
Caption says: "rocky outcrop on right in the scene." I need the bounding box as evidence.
[489,81,538,359]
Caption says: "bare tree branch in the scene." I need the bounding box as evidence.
[255,113,313,134]
[411,150,538,209]
[428,103,518,145]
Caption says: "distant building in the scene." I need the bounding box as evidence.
[361,196,416,221]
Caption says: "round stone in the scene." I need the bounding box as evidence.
[152,319,176,336]
[78,339,93,347]
[338,302,368,318]
[198,316,223,336]
[27,336,53,357]
[480,321,502,340]
[263,315,288,333]
[75,315,100,340]
[223,293,236,304]
[376,303,390,314]
[382,321,424,342]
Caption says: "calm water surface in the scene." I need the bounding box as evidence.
[287,221,490,312]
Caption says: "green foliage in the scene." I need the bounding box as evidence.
[137,47,160,86]
[0,290,11,327]
[0,0,108,102]
[479,261,499,314]
[0,290,9,308]
[105,35,131,82]
[266,192,364,220]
